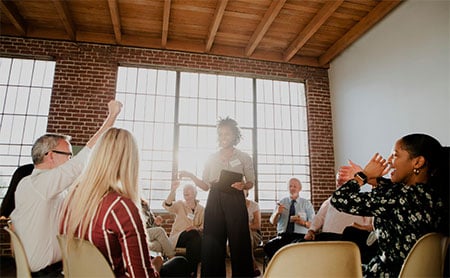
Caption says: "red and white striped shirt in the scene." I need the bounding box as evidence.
[61,192,156,278]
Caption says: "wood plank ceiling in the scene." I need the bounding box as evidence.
[0,0,402,68]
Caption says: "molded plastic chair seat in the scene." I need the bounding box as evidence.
[399,232,449,277]
[263,241,362,278]
[4,226,32,278]
[57,234,114,277]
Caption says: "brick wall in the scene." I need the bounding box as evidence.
[0,35,336,255]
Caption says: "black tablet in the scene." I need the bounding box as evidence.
[215,170,243,193]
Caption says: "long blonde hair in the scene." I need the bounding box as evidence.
[61,127,140,240]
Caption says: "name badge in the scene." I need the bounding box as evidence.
[187,213,195,220]
[229,159,241,168]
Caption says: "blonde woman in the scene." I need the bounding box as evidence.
[60,128,158,277]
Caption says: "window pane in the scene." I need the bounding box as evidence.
[0,58,55,201]
[116,68,308,211]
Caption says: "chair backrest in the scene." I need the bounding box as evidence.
[56,234,114,278]
[3,226,31,278]
[263,241,362,278]
[399,232,449,278]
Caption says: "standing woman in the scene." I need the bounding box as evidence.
[331,133,449,277]
[179,117,255,277]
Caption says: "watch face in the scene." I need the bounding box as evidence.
[355,172,367,183]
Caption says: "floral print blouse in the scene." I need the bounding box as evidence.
[331,178,442,277]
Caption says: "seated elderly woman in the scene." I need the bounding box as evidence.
[163,181,205,276]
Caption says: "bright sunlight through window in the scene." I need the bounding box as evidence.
[115,66,310,211]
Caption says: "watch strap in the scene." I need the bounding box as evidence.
[354,171,368,184]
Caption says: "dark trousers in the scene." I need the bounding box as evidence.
[160,256,190,277]
[31,261,63,277]
[263,233,305,260]
[342,226,378,264]
[177,229,202,274]
[201,188,253,277]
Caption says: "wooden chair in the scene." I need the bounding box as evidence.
[56,234,114,277]
[3,226,32,278]
[263,241,362,278]
[399,232,450,277]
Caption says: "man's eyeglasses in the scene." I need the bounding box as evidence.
[50,150,73,159]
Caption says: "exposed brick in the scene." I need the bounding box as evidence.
[0,35,337,252]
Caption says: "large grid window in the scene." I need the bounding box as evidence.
[0,57,55,199]
[116,66,309,210]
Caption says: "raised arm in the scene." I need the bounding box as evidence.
[179,170,210,191]
[86,100,122,149]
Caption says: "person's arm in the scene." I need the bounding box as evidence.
[297,200,314,229]
[179,170,210,191]
[163,180,179,212]
[86,100,122,149]
[249,205,261,231]
[307,198,329,235]
[269,203,285,225]
[110,197,158,277]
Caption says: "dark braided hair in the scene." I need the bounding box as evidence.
[217,117,242,146]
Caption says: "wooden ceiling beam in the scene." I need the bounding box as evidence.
[52,0,76,40]
[245,0,286,57]
[205,0,228,52]
[283,0,343,62]
[162,0,171,48]
[319,0,402,66]
[107,0,122,43]
[0,0,26,35]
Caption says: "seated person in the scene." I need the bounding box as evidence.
[263,177,315,260]
[304,173,377,263]
[244,189,262,276]
[141,199,176,259]
[0,164,34,218]
[11,100,121,276]
[60,128,189,277]
[163,181,204,276]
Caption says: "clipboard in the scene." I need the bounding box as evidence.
[215,169,243,193]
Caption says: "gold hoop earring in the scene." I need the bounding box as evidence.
[413,168,420,175]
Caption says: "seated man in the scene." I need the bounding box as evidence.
[263,177,315,260]
[0,164,34,218]
[10,100,121,276]
[141,199,176,259]
[304,173,377,263]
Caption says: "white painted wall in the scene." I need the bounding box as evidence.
[329,0,450,169]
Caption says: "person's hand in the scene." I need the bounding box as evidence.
[304,230,315,240]
[363,153,391,180]
[338,160,363,181]
[151,255,163,276]
[171,180,180,191]
[154,215,163,226]
[276,203,285,214]
[338,165,356,184]
[107,100,122,117]
[178,170,194,180]
[231,181,245,191]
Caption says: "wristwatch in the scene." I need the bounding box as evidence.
[354,171,368,184]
